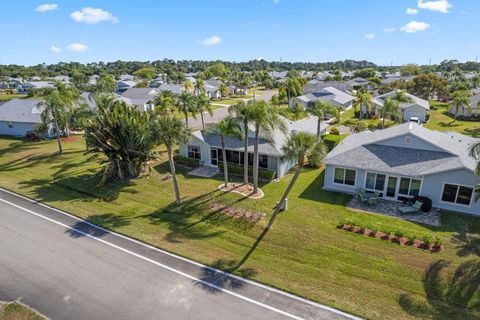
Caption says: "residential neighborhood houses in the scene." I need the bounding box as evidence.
[1,58,480,320]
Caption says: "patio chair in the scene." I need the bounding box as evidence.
[399,201,423,214]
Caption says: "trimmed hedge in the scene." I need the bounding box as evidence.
[322,133,348,151]
[174,155,200,168]
[219,162,276,181]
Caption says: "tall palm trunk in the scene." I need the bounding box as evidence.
[359,104,363,120]
[167,146,181,205]
[200,112,205,129]
[184,113,189,130]
[316,118,322,139]
[243,121,249,186]
[382,113,386,129]
[268,164,303,230]
[53,116,63,155]
[253,128,260,194]
[221,138,228,188]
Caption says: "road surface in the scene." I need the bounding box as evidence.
[0,188,359,320]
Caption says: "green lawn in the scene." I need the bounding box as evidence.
[0,94,26,102]
[0,302,45,320]
[339,108,396,130]
[211,99,239,105]
[425,100,480,137]
[1,136,480,319]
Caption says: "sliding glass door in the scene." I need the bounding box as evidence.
[386,176,398,199]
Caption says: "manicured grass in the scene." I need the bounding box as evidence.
[1,136,480,319]
[0,302,45,320]
[0,94,26,102]
[211,99,239,105]
[339,108,396,130]
[425,100,480,137]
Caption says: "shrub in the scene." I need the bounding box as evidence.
[329,127,340,135]
[174,155,200,168]
[394,230,405,238]
[219,162,276,181]
[422,236,433,246]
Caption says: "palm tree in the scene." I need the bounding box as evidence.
[208,116,243,188]
[269,131,327,228]
[229,101,254,186]
[194,94,213,129]
[250,101,286,194]
[194,78,205,96]
[219,83,229,99]
[350,120,367,134]
[39,91,69,154]
[309,101,340,139]
[84,98,157,185]
[56,83,80,138]
[176,92,197,129]
[451,90,472,120]
[353,90,373,120]
[153,90,176,115]
[152,115,190,205]
[183,79,194,94]
[377,98,402,129]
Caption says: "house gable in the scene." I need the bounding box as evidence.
[375,133,449,153]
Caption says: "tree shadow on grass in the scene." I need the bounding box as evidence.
[18,174,138,203]
[194,259,257,294]
[452,229,480,258]
[399,259,480,320]
[145,188,258,243]
[65,213,132,238]
[464,128,480,137]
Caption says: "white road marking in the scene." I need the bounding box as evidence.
[0,197,304,320]
[0,187,362,320]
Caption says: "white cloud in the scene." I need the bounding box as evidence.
[417,0,451,13]
[199,36,222,46]
[406,8,419,15]
[400,21,430,33]
[364,33,376,40]
[70,7,118,24]
[49,46,62,53]
[35,3,58,13]
[383,27,396,32]
[67,43,88,52]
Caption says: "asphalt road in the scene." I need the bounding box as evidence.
[0,188,359,320]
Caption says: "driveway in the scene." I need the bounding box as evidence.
[0,188,359,320]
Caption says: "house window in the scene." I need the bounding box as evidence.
[334,167,356,186]
[365,172,386,192]
[398,178,421,197]
[441,183,473,206]
[7,122,13,128]
[187,145,201,159]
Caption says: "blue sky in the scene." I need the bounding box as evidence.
[1,0,479,66]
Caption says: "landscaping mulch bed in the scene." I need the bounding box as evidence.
[62,136,81,143]
[218,183,264,199]
[210,202,265,223]
[338,223,445,253]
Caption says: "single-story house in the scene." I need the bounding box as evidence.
[348,77,369,88]
[324,122,480,215]
[51,75,70,83]
[449,93,480,118]
[204,79,222,99]
[179,115,327,178]
[120,88,159,112]
[0,99,54,137]
[372,91,430,122]
[120,74,135,81]
[116,80,137,93]
[87,74,99,86]
[149,75,166,88]
[291,86,355,110]
[158,83,184,95]
[269,71,288,81]
[304,81,352,94]
[17,81,55,93]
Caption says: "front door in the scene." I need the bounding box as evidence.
[386,176,398,199]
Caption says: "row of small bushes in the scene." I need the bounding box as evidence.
[337,220,445,253]
[173,155,200,168]
[219,162,276,181]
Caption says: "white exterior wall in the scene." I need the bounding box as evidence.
[421,169,480,215]
[0,121,36,136]
[403,105,428,122]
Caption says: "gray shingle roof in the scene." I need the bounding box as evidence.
[325,122,479,175]
[158,83,183,95]
[0,99,44,124]
[296,86,354,105]
[373,91,429,110]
